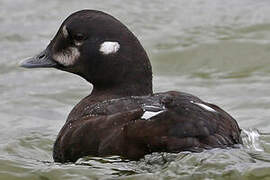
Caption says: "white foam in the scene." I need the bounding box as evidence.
[99,41,120,55]
[242,129,263,151]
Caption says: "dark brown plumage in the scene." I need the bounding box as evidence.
[20,10,242,163]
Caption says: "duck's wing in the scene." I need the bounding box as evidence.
[53,106,144,162]
[122,91,242,159]
[53,92,242,162]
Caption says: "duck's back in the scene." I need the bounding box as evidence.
[53,91,242,162]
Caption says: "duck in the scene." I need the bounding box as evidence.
[19,10,242,163]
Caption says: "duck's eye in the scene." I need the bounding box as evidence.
[73,33,85,42]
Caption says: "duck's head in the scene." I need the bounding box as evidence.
[20,10,153,96]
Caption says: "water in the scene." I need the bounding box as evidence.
[1,0,270,179]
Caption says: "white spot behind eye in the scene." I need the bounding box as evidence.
[62,25,68,38]
[190,101,216,112]
[53,47,80,66]
[99,41,120,55]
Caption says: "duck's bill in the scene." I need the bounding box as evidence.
[19,49,58,68]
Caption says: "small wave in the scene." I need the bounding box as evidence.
[241,128,264,151]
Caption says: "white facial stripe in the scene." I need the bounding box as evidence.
[99,41,120,55]
[52,47,80,66]
[190,101,216,112]
[62,25,68,38]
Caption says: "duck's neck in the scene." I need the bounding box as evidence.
[66,76,153,122]
[91,81,153,98]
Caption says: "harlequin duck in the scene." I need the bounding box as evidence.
[19,10,242,163]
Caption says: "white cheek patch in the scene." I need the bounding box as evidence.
[52,47,80,66]
[190,101,216,112]
[62,25,68,38]
[99,41,120,55]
